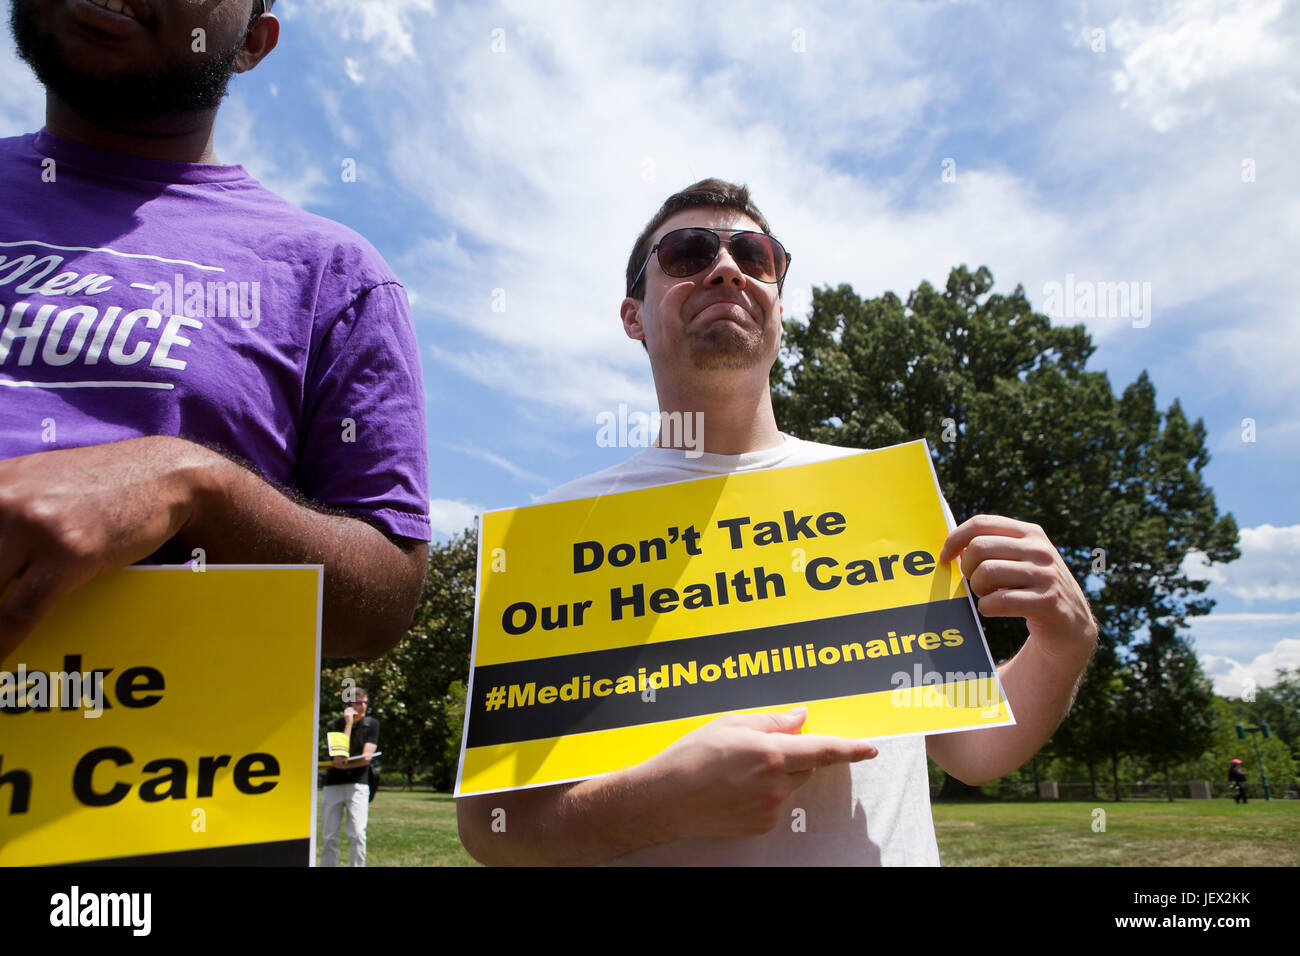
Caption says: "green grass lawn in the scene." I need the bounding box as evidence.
[316,790,476,867]
[931,799,1300,866]
[319,789,1300,867]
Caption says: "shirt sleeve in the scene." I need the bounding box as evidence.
[295,281,431,541]
[363,718,380,748]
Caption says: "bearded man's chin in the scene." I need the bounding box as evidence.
[688,323,769,370]
[9,1,242,127]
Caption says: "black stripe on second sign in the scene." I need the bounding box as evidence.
[467,597,993,748]
[59,838,310,867]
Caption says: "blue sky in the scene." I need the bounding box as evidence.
[2,0,1296,694]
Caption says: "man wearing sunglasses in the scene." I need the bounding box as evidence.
[0,0,431,663]
[458,179,1097,866]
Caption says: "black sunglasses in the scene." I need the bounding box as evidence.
[632,227,791,293]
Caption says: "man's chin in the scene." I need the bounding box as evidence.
[11,3,239,126]
[687,324,768,370]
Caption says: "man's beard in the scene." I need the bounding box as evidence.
[687,316,772,370]
[9,0,246,128]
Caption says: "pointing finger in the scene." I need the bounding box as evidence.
[779,734,878,773]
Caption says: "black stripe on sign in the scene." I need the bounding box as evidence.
[57,838,310,867]
[467,597,993,748]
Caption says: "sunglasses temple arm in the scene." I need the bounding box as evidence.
[629,254,652,296]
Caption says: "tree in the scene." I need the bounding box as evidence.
[321,527,478,789]
[1244,668,1300,764]
[1050,642,1129,800]
[1183,695,1297,796]
[1125,622,1217,800]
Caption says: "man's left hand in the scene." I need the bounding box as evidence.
[939,514,1098,659]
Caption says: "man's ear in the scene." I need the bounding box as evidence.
[620,297,646,344]
[235,14,280,73]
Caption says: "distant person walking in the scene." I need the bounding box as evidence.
[1228,758,1248,804]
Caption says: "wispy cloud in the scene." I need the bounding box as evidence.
[440,441,549,485]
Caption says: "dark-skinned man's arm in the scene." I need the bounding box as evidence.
[0,435,428,664]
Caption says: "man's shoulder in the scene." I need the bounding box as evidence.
[0,133,36,158]
[229,185,402,290]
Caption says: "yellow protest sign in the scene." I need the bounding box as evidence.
[0,566,321,866]
[456,439,1012,797]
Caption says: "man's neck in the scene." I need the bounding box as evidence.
[45,97,223,165]
[652,371,783,456]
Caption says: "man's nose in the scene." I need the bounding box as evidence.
[705,245,745,285]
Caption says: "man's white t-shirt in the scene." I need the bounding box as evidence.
[534,433,948,866]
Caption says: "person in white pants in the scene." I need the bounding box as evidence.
[321,690,378,866]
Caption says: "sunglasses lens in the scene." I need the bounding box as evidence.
[732,233,784,282]
[658,229,721,277]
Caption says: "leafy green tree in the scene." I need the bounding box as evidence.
[1125,623,1217,800]
[1238,668,1300,764]
[320,528,478,789]
[1050,643,1129,800]
[1181,695,1297,797]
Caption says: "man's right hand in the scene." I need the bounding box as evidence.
[0,438,213,663]
[634,706,878,840]
[457,705,877,865]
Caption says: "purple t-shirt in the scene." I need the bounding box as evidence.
[0,129,430,543]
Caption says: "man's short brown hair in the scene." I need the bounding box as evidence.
[625,178,781,300]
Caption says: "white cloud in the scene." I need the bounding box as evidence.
[280,0,436,62]
[1200,636,1300,696]
[427,497,479,537]
[1106,0,1290,132]
[440,441,550,485]
[1183,524,1300,602]
[428,343,657,430]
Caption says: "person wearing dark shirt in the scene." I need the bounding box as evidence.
[322,689,378,866]
[1228,758,1248,804]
